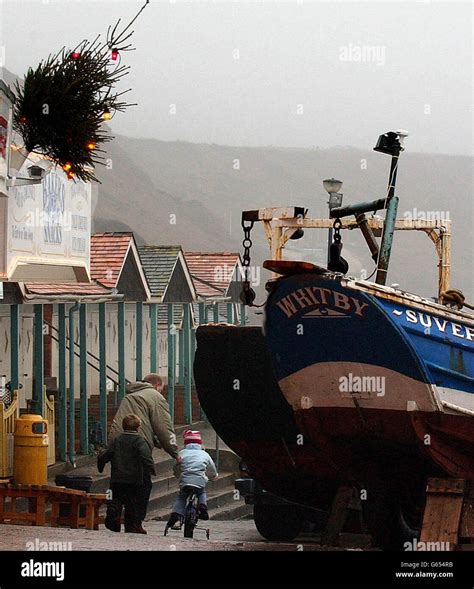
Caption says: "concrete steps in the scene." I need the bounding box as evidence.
[147,473,235,512]
[147,473,253,522]
[145,451,252,521]
[71,456,177,494]
[50,445,251,522]
[143,454,252,522]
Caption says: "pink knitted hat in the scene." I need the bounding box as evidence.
[183,430,202,445]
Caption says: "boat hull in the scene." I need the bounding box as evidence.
[264,273,474,483]
[194,325,340,509]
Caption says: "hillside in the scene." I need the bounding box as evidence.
[100,135,473,301]
[93,139,236,252]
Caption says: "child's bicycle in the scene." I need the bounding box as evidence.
[164,485,210,539]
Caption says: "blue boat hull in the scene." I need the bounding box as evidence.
[264,273,474,482]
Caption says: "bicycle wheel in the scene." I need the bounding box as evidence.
[183,505,196,538]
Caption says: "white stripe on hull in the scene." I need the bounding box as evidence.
[279,362,441,413]
[435,386,474,414]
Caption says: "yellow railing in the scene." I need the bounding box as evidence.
[0,392,19,478]
[1,388,57,475]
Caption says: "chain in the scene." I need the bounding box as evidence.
[333,217,342,243]
[240,219,256,305]
[328,217,349,275]
[241,219,254,273]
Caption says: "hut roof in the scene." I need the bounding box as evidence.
[90,232,150,300]
[138,245,195,303]
[184,252,242,300]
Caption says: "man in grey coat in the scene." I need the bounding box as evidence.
[109,374,180,522]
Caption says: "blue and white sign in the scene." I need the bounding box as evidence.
[5,168,91,282]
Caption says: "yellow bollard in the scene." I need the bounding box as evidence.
[13,415,49,485]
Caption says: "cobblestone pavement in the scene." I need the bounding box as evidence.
[0,520,340,551]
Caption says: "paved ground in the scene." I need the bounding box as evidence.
[0,520,342,551]
[12,424,366,552]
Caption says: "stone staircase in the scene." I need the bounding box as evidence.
[146,451,252,522]
[50,422,252,523]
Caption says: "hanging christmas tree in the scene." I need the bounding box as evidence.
[12,0,149,182]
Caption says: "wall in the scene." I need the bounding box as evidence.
[0,305,34,409]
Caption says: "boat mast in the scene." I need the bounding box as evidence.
[373,130,407,285]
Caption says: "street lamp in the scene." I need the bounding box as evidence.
[323,178,343,265]
[323,178,343,196]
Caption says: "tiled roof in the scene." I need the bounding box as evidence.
[138,246,182,300]
[23,280,113,296]
[184,252,241,298]
[90,232,133,288]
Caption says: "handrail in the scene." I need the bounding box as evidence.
[44,320,122,379]
[44,321,131,386]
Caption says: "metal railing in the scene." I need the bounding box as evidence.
[44,319,131,388]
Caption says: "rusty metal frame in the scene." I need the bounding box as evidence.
[253,212,451,300]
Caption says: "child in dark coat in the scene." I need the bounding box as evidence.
[98,414,156,534]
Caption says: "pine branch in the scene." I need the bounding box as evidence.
[11,1,150,183]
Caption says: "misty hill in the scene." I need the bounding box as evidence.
[93,138,234,252]
[99,135,473,302]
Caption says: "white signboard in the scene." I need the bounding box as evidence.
[6,168,91,282]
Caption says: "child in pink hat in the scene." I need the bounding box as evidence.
[166,430,218,529]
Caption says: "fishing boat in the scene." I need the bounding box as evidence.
[194,131,474,547]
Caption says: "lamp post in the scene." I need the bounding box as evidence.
[323,178,343,266]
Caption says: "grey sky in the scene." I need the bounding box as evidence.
[1,0,472,155]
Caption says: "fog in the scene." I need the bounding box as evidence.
[1,0,472,155]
